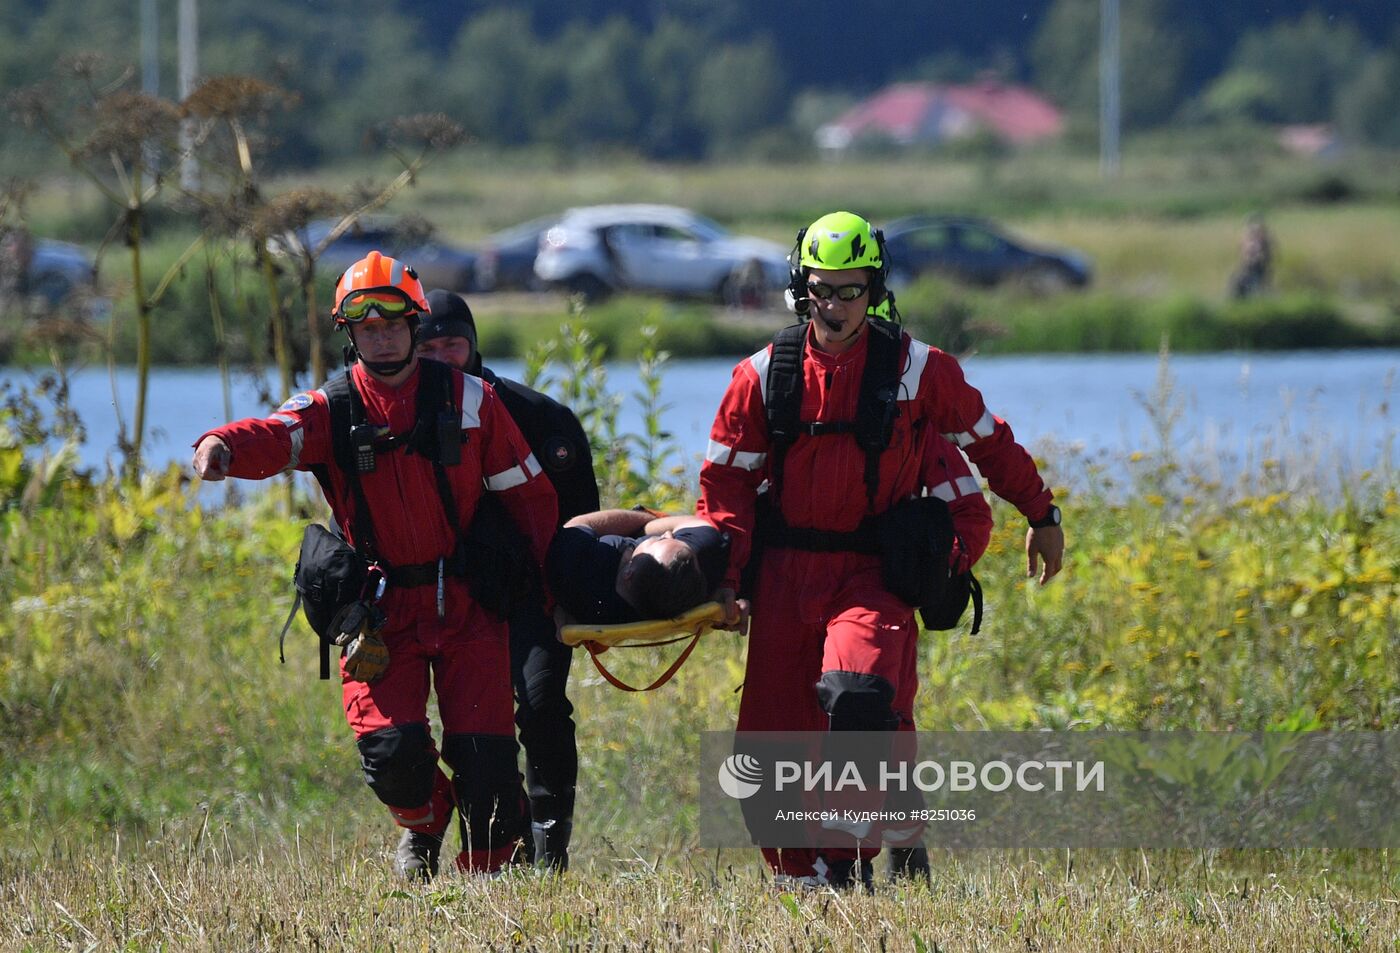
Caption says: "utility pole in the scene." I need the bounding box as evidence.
[1099,0,1121,179]
[140,0,160,172]
[178,0,200,191]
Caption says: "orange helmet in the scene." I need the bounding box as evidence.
[332,250,429,327]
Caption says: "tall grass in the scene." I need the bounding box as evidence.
[4,844,1398,951]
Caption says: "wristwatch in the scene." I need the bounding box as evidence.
[1029,505,1061,529]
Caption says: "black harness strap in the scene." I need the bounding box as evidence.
[764,317,904,514]
[307,361,469,673]
[764,323,806,507]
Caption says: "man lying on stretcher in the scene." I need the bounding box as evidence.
[546,509,732,634]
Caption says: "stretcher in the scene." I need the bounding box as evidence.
[559,601,732,692]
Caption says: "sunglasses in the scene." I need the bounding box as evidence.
[806,280,869,302]
[338,288,419,323]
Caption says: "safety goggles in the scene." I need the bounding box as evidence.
[337,288,421,323]
[806,280,869,302]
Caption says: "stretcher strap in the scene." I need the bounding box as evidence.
[583,633,704,692]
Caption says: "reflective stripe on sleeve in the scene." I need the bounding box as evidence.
[927,481,956,502]
[270,414,304,469]
[705,439,766,471]
[485,465,528,491]
[460,375,485,430]
[485,450,542,492]
[749,346,772,405]
[901,339,930,399]
[928,476,982,501]
[944,409,997,448]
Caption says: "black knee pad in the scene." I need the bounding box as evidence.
[356,723,436,808]
[442,733,525,851]
[816,671,899,732]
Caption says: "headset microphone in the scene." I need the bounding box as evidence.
[783,287,811,316]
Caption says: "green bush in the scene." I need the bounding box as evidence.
[476,296,773,361]
[896,281,1400,355]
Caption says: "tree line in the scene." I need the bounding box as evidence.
[1,0,1398,173]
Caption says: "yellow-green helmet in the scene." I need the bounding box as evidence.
[799,211,884,271]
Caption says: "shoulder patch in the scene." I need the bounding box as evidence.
[278,393,314,413]
[542,436,575,472]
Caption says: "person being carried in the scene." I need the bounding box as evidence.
[547,508,730,628]
[192,252,558,880]
[414,288,598,871]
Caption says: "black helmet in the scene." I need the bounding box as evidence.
[422,289,481,374]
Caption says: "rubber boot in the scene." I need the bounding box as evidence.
[824,857,875,894]
[395,829,444,881]
[531,819,572,872]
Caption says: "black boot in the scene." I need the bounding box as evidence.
[887,846,931,885]
[530,819,572,872]
[395,829,444,881]
[823,857,875,894]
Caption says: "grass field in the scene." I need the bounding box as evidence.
[6,843,1399,950]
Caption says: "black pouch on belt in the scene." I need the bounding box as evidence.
[277,523,377,678]
[876,495,981,634]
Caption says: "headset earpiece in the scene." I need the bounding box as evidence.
[787,226,810,317]
[869,226,893,317]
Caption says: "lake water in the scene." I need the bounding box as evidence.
[4,349,1398,499]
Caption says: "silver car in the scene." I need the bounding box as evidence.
[533,204,790,304]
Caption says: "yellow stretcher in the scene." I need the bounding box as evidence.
[559,601,732,692]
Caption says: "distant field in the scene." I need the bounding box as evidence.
[29,147,1399,298]
[12,148,1398,365]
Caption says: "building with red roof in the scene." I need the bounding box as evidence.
[816,79,1064,152]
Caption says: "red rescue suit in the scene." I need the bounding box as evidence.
[698,324,1049,877]
[199,361,558,872]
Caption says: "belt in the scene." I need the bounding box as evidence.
[385,548,469,618]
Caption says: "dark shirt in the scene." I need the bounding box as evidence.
[482,366,599,526]
[547,524,730,626]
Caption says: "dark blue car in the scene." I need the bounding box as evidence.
[27,239,99,307]
[274,217,478,293]
[882,216,1091,292]
[471,215,558,292]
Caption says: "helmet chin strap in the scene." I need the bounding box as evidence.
[362,354,416,376]
[346,325,418,377]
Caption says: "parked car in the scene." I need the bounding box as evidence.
[12,238,98,309]
[533,204,790,303]
[272,216,477,292]
[471,215,558,292]
[882,216,1091,292]
[1,233,100,312]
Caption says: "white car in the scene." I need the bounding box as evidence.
[533,204,790,304]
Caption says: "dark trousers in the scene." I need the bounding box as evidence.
[509,602,577,848]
